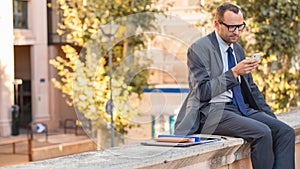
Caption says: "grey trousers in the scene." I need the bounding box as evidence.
[198,103,295,169]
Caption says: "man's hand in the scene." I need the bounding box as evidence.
[231,59,259,78]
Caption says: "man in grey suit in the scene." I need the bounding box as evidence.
[174,3,295,169]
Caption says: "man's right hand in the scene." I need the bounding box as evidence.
[231,59,259,78]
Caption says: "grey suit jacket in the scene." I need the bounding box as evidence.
[174,31,275,135]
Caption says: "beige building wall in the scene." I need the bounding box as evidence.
[0,0,59,135]
[0,0,14,136]
[29,0,50,123]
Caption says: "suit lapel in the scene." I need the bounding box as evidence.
[207,31,223,71]
[233,43,243,63]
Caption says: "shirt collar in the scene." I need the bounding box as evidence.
[215,30,234,54]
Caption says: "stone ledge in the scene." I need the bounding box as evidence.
[5,109,300,169]
[31,139,97,161]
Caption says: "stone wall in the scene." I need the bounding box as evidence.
[7,109,300,169]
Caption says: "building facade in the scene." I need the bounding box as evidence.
[0,0,73,137]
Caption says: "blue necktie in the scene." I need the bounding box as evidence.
[227,47,247,115]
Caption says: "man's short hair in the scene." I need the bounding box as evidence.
[215,3,242,22]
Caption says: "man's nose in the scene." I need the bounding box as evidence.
[233,28,240,34]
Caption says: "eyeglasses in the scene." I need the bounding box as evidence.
[219,21,246,32]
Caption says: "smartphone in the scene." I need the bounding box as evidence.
[252,53,261,60]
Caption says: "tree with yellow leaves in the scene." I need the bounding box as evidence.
[49,0,169,147]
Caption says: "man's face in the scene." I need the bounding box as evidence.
[215,10,244,45]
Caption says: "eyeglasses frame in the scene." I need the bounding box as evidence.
[218,21,246,32]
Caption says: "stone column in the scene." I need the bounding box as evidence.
[0,1,14,136]
[30,0,50,122]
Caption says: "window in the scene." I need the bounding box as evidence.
[13,0,28,29]
[47,0,67,44]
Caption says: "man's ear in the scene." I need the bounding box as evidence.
[214,20,219,29]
